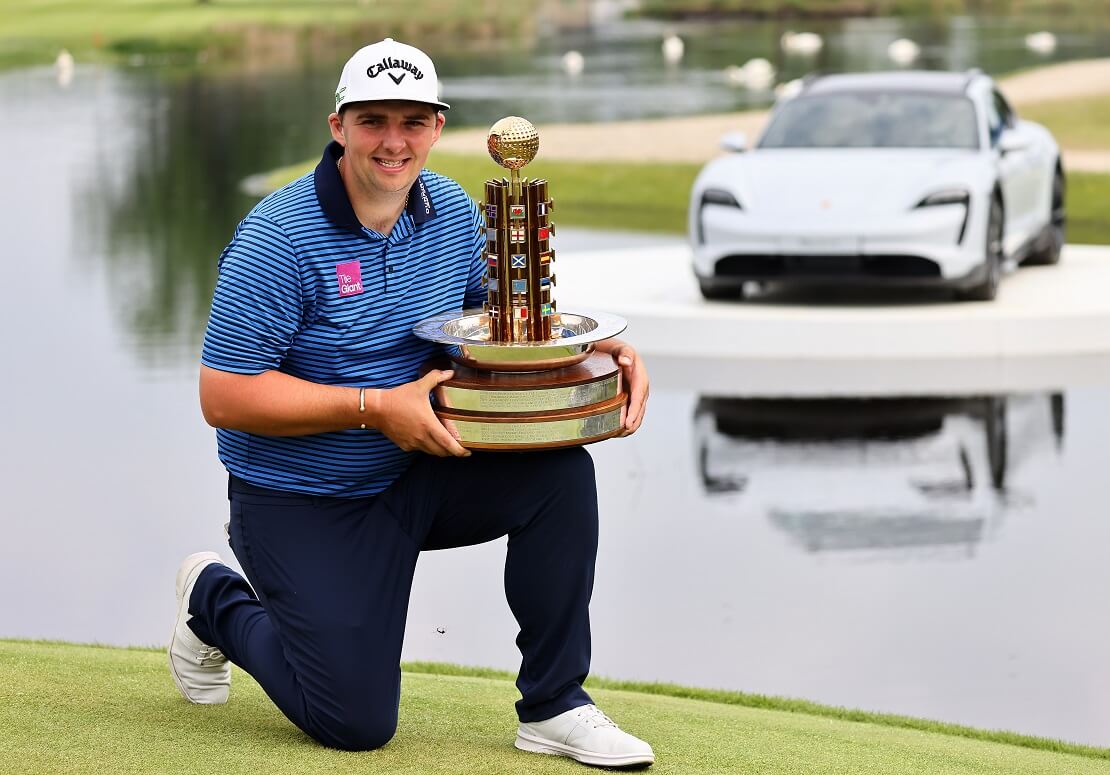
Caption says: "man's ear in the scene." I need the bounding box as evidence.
[328,112,345,146]
[431,112,446,144]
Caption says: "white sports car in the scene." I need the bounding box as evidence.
[690,70,1065,301]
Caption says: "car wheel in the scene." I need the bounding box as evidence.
[698,278,746,301]
[957,196,1003,302]
[1024,166,1065,266]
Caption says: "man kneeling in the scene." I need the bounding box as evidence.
[169,37,653,769]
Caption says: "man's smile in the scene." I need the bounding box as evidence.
[374,158,409,170]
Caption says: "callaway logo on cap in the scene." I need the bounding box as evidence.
[334,38,450,112]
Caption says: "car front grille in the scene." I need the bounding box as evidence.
[715,254,942,278]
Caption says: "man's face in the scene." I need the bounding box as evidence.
[328,100,445,199]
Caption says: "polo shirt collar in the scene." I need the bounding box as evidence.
[314,140,437,236]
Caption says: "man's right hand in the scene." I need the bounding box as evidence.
[375,370,471,458]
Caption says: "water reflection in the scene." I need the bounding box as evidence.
[77,67,328,361]
[695,394,1064,557]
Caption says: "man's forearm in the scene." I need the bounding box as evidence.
[199,366,383,436]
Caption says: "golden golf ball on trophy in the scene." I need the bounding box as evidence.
[487,116,540,170]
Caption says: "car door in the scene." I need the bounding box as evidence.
[989,90,1041,249]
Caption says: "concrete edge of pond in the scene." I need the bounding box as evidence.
[556,244,1110,369]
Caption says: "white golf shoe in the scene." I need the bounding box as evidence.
[168,551,230,704]
[516,703,655,768]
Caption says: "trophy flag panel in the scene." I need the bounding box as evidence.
[412,115,629,451]
[481,178,555,343]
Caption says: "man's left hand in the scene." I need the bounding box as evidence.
[601,340,649,436]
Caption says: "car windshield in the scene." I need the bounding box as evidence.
[758,92,980,150]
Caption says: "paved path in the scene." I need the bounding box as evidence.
[436,58,1110,172]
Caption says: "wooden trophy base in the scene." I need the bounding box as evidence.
[430,351,626,450]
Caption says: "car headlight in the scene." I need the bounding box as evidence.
[913,189,971,244]
[914,189,970,208]
[701,188,743,209]
[696,188,743,245]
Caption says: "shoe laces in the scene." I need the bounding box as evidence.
[195,645,226,667]
[575,704,618,730]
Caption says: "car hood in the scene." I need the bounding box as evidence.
[699,149,990,216]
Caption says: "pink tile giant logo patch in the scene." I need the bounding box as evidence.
[336,260,364,297]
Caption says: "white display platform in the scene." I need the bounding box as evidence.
[555,243,1110,395]
[557,244,1110,361]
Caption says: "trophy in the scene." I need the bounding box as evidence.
[412,116,628,450]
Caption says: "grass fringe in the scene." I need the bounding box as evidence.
[6,639,1108,761]
[403,660,1110,761]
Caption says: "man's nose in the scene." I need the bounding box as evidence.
[382,124,406,153]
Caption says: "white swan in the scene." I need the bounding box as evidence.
[780,31,823,57]
[887,38,921,65]
[561,50,584,77]
[725,58,776,90]
[774,78,805,100]
[1024,31,1057,55]
[55,49,74,86]
[662,33,685,65]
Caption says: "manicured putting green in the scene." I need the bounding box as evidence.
[1,640,1106,775]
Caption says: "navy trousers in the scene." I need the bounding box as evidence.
[187,447,598,751]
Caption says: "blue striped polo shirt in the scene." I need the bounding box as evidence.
[201,141,486,496]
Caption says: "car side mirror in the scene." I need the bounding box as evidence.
[720,132,748,153]
[998,130,1028,155]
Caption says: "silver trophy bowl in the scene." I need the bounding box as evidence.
[413,309,627,372]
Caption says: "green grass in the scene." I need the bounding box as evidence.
[2,640,1108,775]
[1022,96,1110,150]
[1068,172,1110,244]
[266,148,1110,243]
[0,0,528,68]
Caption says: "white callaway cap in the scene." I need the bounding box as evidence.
[334,38,450,113]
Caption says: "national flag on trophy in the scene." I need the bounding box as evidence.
[487,254,498,267]
[486,204,497,219]
[537,202,548,216]
[537,226,552,241]
[512,279,528,293]
[539,251,552,264]
[515,306,528,320]
[488,278,499,292]
[486,227,498,240]
[540,276,552,288]
[540,303,554,317]
[509,204,526,220]
[511,254,527,269]
[510,227,526,243]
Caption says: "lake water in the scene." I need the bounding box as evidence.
[3,12,1110,749]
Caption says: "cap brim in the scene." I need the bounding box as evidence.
[336,98,450,112]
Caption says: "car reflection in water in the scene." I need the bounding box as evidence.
[695,394,1064,557]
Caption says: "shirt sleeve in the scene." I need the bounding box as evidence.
[463,202,487,310]
[201,214,304,375]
